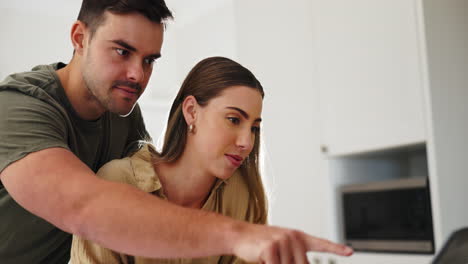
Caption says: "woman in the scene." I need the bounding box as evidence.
[71,56,267,264]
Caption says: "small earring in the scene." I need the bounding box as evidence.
[189,124,194,133]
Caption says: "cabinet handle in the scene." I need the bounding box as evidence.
[320,145,328,153]
[313,257,322,264]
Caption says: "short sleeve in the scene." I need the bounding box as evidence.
[0,90,70,173]
[96,147,163,193]
[95,158,135,185]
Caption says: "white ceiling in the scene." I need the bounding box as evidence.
[0,1,81,17]
[0,0,232,26]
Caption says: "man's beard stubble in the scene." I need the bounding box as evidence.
[82,70,142,116]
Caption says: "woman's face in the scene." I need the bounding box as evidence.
[190,85,263,180]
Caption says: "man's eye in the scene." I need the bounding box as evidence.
[227,117,240,125]
[116,48,129,56]
[144,58,156,65]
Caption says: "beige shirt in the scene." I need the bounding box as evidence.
[71,145,254,264]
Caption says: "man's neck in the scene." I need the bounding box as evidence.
[56,59,106,120]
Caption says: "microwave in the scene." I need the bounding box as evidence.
[341,177,434,253]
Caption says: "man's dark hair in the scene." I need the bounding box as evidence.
[77,0,173,38]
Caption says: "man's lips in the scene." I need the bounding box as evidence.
[114,86,140,100]
[225,154,243,167]
[114,85,138,94]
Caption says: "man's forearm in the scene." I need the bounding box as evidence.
[74,179,243,258]
[1,148,242,259]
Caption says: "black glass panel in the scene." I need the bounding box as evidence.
[343,188,433,240]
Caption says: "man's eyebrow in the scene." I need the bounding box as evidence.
[110,39,161,59]
[111,39,137,52]
[226,107,262,122]
[147,53,162,60]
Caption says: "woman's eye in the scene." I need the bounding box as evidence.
[251,126,260,133]
[116,48,129,56]
[227,117,240,125]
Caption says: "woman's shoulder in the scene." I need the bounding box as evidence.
[96,156,133,184]
[96,143,161,192]
[127,144,163,192]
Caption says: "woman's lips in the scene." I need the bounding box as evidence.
[225,154,243,167]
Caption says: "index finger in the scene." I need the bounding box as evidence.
[303,234,353,256]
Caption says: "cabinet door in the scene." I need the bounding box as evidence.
[313,0,426,156]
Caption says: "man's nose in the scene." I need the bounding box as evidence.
[127,60,145,83]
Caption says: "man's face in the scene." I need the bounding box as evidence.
[81,11,164,116]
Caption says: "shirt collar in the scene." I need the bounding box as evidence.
[129,144,233,195]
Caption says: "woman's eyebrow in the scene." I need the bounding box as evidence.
[226,107,262,122]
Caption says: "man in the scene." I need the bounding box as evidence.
[0,1,353,263]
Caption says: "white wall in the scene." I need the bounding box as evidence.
[233,0,330,238]
[139,0,239,146]
[0,4,79,77]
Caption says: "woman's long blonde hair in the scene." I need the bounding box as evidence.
[152,56,267,224]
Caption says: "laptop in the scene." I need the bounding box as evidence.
[432,227,468,264]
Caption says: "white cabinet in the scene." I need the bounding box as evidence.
[313,0,426,156]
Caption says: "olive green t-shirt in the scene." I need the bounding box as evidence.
[0,63,149,264]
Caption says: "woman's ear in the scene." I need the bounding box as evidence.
[182,95,198,127]
[71,21,88,56]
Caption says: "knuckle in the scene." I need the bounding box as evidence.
[264,239,280,253]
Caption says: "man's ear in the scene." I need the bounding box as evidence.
[70,21,88,56]
[182,96,199,126]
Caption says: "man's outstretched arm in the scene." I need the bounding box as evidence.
[1,147,352,263]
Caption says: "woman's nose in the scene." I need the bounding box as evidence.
[236,129,254,152]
